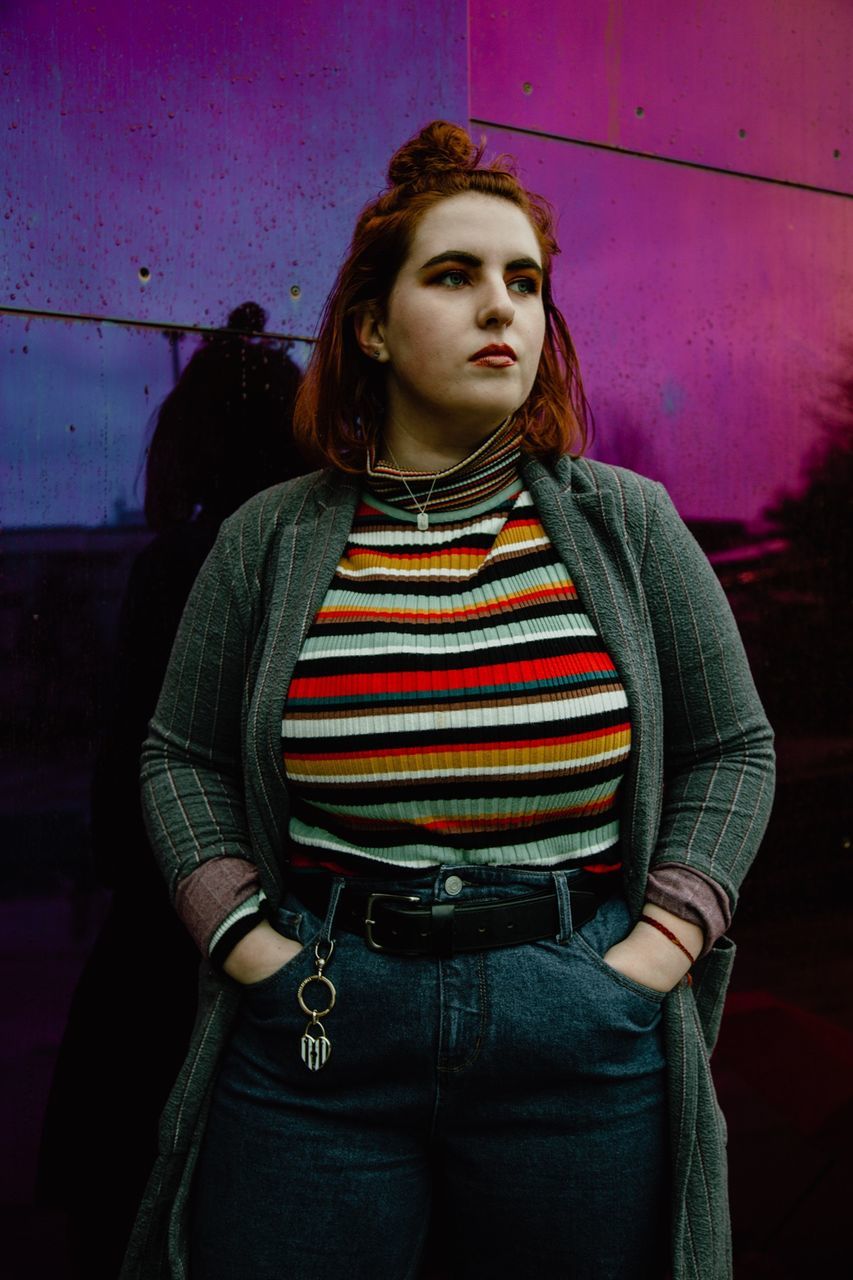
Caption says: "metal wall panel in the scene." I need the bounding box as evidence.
[0,318,293,527]
[470,0,851,193]
[5,0,468,328]
[478,125,851,522]
[1,0,467,527]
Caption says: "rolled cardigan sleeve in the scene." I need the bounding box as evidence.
[641,483,775,910]
[139,525,263,957]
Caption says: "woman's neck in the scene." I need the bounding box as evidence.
[366,416,522,522]
[381,414,505,473]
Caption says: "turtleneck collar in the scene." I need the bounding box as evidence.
[365,417,523,522]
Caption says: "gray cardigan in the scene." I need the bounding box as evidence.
[125,453,775,1279]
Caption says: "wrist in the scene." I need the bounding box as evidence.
[639,901,704,962]
[603,902,702,994]
[607,931,691,991]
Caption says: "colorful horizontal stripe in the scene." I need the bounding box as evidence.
[365,415,522,517]
[282,442,631,871]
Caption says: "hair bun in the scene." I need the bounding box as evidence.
[387,120,484,188]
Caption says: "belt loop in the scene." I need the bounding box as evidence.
[430,903,455,958]
[552,871,574,945]
[319,876,345,945]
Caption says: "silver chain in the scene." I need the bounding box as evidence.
[383,445,441,530]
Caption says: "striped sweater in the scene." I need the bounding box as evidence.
[281,435,631,872]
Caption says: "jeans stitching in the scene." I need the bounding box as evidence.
[437,953,488,1074]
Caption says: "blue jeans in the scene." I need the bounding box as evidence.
[191,865,670,1279]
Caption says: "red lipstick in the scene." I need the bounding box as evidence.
[469,343,517,367]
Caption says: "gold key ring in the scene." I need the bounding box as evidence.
[297,972,336,1019]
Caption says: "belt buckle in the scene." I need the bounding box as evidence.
[364,893,421,953]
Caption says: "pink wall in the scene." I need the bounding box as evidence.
[469,0,853,523]
[476,126,850,521]
[470,0,850,191]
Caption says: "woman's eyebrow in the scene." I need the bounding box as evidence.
[418,251,542,275]
[506,257,543,275]
[418,250,481,271]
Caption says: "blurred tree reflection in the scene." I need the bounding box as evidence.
[767,353,853,611]
[763,351,853,730]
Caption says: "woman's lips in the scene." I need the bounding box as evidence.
[470,351,517,367]
[471,355,516,367]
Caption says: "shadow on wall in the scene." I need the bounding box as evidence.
[23,303,308,1280]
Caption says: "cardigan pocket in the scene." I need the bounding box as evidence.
[690,933,736,1054]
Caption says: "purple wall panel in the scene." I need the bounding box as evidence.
[470,0,851,193]
[478,125,852,522]
[2,0,468,525]
[1,319,183,527]
[5,0,468,328]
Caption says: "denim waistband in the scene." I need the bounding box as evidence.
[286,860,621,900]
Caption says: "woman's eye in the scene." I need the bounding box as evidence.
[437,269,468,288]
[509,277,539,295]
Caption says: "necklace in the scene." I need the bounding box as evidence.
[383,445,441,530]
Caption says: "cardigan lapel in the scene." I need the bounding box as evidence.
[521,457,663,911]
[247,474,361,900]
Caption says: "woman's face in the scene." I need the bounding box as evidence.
[362,192,547,458]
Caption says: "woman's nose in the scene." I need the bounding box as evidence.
[478,281,515,328]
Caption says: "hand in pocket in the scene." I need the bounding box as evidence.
[224,920,304,986]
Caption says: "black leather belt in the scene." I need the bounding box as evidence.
[288,876,612,958]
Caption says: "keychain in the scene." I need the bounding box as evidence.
[297,938,337,1071]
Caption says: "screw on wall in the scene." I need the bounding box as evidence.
[635,106,645,117]
[738,129,747,139]
[522,82,532,95]
[138,266,151,283]
[290,285,301,298]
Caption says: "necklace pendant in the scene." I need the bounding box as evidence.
[417,511,429,531]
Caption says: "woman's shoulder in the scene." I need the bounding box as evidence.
[566,455,663,503]
[524,453,689,565]
[526,453,666,525]
[218,468,357,549]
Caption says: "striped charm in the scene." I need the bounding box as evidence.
[301,1021,332,1071]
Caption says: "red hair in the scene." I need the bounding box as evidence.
[294,121,591,472]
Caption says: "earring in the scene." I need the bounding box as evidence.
[373,349,382,360]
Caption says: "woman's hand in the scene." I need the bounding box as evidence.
[223,919,304,986]
[602,903,703,994]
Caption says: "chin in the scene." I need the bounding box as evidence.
[464,391,525,425]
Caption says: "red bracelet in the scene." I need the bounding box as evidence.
[639,914,697,972]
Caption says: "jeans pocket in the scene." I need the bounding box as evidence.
[238,903,319,996]
[572,897,668,1006]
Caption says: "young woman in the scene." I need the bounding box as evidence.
[123,123,775,1280]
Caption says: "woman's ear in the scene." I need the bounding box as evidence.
[354,306,389,363]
